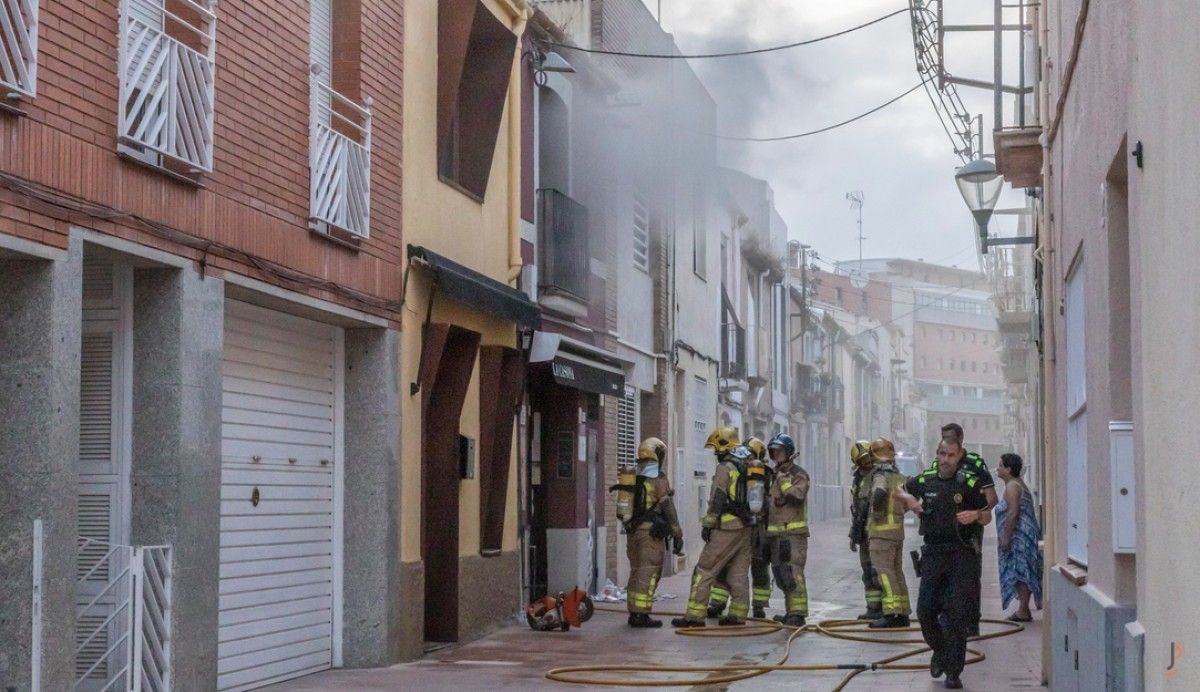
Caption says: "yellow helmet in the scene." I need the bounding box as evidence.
[745,437,767,460]
[704,426,740,455]
[636,437,667,463]
[850,440,873,466]
[870,437,896,461]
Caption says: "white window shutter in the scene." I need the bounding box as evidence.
[311,0,333,82]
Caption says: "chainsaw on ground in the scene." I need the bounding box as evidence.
[525,587,595,632]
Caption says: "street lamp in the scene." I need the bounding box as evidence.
[954,158,1003,238]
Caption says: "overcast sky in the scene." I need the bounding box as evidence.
[642,0,1031,272]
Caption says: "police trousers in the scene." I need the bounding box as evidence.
[769,534,808,616]
[869,537,910,615]
[917,543,979,676]
[625,525,664,614]
[685,527,752,620]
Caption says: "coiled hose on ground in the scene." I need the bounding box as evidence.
[545,605,1023,690]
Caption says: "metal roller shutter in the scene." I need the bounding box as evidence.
[218,301,342,691]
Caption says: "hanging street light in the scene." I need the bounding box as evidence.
[954,158,1004,239]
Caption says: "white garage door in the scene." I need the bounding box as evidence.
[218,301,343,691]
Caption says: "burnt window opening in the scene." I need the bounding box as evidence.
[438,0,518,201]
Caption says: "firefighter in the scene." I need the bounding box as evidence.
[867,437,911,629]
[936,422,997,637]
[848,440,883,621]
[896,438,991,689]
[672,427,755,628]
[765,433,810,627]
[707,436,773,619]
[623,437,684,628]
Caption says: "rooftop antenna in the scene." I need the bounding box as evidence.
[846,190,865,273]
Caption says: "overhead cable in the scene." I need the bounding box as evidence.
[715,81,928,142]
[540,8,909,59]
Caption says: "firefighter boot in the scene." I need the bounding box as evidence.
[772,613,806,627]
[671,617,706,628]
[628,613,663,628]
[718,615,745,627]
[857,605,883,621]
[753,606,767,619]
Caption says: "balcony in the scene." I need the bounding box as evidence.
[310,79,372,240]
[537,188,589,312]
[720,321,747,383]
[0,0,38,99]
[118,0,216,173]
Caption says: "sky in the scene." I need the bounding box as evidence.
[641,0,1032,272]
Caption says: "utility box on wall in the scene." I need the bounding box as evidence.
[460,434,476,480]
[1109,421,1136,553]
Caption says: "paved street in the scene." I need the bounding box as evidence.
[270,516,1043,691]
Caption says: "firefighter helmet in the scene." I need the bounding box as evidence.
[637,437,667,463]
[704,426,741,455]
[850,440,873,466]
[745,437,767,460]
[870,437,897,461]
[767,433,796,460]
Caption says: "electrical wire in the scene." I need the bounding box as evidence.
[715,81,929,142]
[538,8,910,59]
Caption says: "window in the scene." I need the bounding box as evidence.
[971,333,977,343]
[1065,257,1089,565]
[949,360,955,371]
[835,287,843,303]
[983,363,989,374]
[632,191,650,272]
[118,0,217,173]
[438,0,517,199]
[310,0,372,238]
[0,0,38,97]
[971,361,977,372]
[921,356,927,368]
[949,331,955,342]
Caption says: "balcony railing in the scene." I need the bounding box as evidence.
[537,188,589,300]
[311,79,372,238]
[0,0,38,97]
[118,0,216,172]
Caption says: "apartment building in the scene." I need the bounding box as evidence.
[1,0,405,689]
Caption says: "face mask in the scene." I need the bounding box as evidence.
[637,461,660,478]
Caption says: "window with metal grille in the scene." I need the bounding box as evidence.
[616,387,638,466]
[633,191,650,272]
[0,0,39,97]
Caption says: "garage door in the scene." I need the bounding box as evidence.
[218,301,342,691]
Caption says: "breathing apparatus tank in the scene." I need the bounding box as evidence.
[614,462,637,521]
[745,457,767,516]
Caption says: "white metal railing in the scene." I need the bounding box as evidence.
[310,78,372,238]
[118,0,216,172]
[76,538,173,692]
[0,0,38,97]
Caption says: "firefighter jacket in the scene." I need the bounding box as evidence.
[868,463,907,542]
[628,475,683,539]
[849,467,872,544]
[702,459,752,530]
[766,461,810,537]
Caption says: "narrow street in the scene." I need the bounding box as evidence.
[269,515,1042,691]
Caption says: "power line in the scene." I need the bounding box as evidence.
[714,81,927,142]
[539,8,909,59]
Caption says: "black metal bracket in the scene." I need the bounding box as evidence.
[981,235,1036,254]
[1132,141,1144,169]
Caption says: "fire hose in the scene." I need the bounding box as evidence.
[544,606,1023,690]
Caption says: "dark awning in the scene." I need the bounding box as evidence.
[550,352,625,397]
[409,244,541,330]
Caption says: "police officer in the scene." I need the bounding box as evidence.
[623,437,684,628]
[937,422,997,637]
[848,440,884,621]
[673,427,755,628]
[708,436,773,619]
[765,434,810,627]
[866,437,911,629]
[897,438,992,689]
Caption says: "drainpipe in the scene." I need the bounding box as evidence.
[508,9,532,285]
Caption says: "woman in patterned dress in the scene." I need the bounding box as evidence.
[996,453,1043,622]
